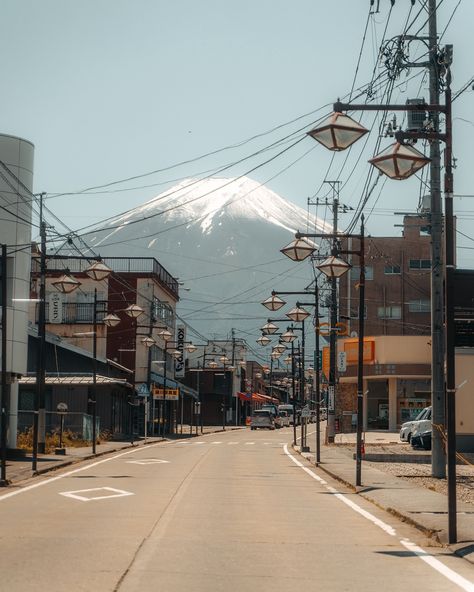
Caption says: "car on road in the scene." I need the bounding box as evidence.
[250,409,275,430]
[399,406,431,443]
[278,404,296,425]
[278,410,291,427]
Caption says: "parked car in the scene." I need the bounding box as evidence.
[278,410,291,427]
[250,409,275,430]
[411,429,432,451]
[399,406,431,443]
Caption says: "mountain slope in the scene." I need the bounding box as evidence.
[86,177,331,339]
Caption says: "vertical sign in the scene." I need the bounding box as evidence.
[328,385,335,412]
[49,292,63,324]
[174,324,186,378]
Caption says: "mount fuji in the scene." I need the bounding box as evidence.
[85,176,331,339]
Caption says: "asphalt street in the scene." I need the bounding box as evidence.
[2,427,474,591]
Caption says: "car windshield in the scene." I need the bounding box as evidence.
[415,407,429,421]
[253,410,270,417]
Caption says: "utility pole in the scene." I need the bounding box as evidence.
[33,193,47,469]
[309,184,353,443]
[427,0,446,479]
[1,245,8,485]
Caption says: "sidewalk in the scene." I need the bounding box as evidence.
[2,425,242,486]
[294,430,474,562]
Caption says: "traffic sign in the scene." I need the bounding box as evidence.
[301,406,311,418]
[136,383,150,397]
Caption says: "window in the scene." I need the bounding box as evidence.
[408,299,430,313]
[349,305,367,319]
[153,297,174,327]
[409,259,431,270]
[384,265,401,275]
[377,306,401,319]
[350,266,373,280]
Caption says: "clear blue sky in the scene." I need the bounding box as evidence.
[2,1,474,265]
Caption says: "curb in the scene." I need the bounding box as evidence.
[292,444,443,545]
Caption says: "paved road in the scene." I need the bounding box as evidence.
[1,427,474,591]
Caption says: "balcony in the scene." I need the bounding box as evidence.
[32,256,179,298]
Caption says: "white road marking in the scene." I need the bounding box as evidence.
[245,442,255,445]
[0,441,171,502]
[59,487,134,502]
[193,441,206,445]
[227,442,239,445]
[211,441,222,444]
[283,444,474,591]
[126,459,170,465]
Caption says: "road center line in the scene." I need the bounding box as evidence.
[283,444,474,591]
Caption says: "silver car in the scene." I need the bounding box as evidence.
[250,409,275,430]
[400,406,431,443]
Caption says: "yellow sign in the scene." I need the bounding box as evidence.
[152,387,179,400]
[343,338,375,364]
[322,346,330,379]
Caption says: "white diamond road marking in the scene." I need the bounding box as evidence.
[126,459,170,465]
[245,442,255,445]
[211,441,222,444]
[59,487,134,502]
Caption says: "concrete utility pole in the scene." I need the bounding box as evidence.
[428,0,446,479]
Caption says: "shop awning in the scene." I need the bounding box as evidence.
[19,375,132,388]
[150,371,199,400]
[237,392,272,403]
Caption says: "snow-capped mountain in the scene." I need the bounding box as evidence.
[86,176,331,339]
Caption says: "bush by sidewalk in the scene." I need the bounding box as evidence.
[16,428,112,453]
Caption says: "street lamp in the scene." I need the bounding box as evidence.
[256,335,271,346]
[307,111,369,151]
[280,237,317,262]
[261,293,286,311]
[261,322,278,335]
[286,306,310,323]
[369,142,430,180]
[308,80,457,540]
[51,273,82,294]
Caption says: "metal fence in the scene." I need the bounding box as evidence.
[17,411,99,441]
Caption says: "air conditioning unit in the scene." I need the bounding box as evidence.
[406,98,427,131]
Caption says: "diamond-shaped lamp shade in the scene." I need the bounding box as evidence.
[271,351,282,359]
[51,274,81,294]
[281,237,316,262]
[158,329,172,341]
[281,330,297,343]
[262,294,286,311]
[273,343,286,354]
[208,360,218,368]
[261,322,278,335]
[141,336,156,348]
[103,313,121,327]
[255,372,262,379]
[124,304,144,319]
[170,349,182,359]
[257,335,271,346]
[185,343,197,353]
[85,261,113,281]
[317,256,351,278]
[307,112,369,151]
[286,306,310,322]
[369,142,430,180]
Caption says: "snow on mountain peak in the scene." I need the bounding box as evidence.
[118,176,331,236]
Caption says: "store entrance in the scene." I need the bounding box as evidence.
[367,380,389,430]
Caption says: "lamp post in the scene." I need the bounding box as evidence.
[307,62,456,537]
[32,238,109,470]
[145,336,196,436]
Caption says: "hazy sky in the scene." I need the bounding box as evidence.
[2,1,474,266]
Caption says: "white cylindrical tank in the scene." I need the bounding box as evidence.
[0,134,34,449]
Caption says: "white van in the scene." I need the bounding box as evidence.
[399,406,431,443]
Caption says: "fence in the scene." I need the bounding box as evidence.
[17,411,99,441]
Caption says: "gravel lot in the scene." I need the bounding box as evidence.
[362,444,474,505]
